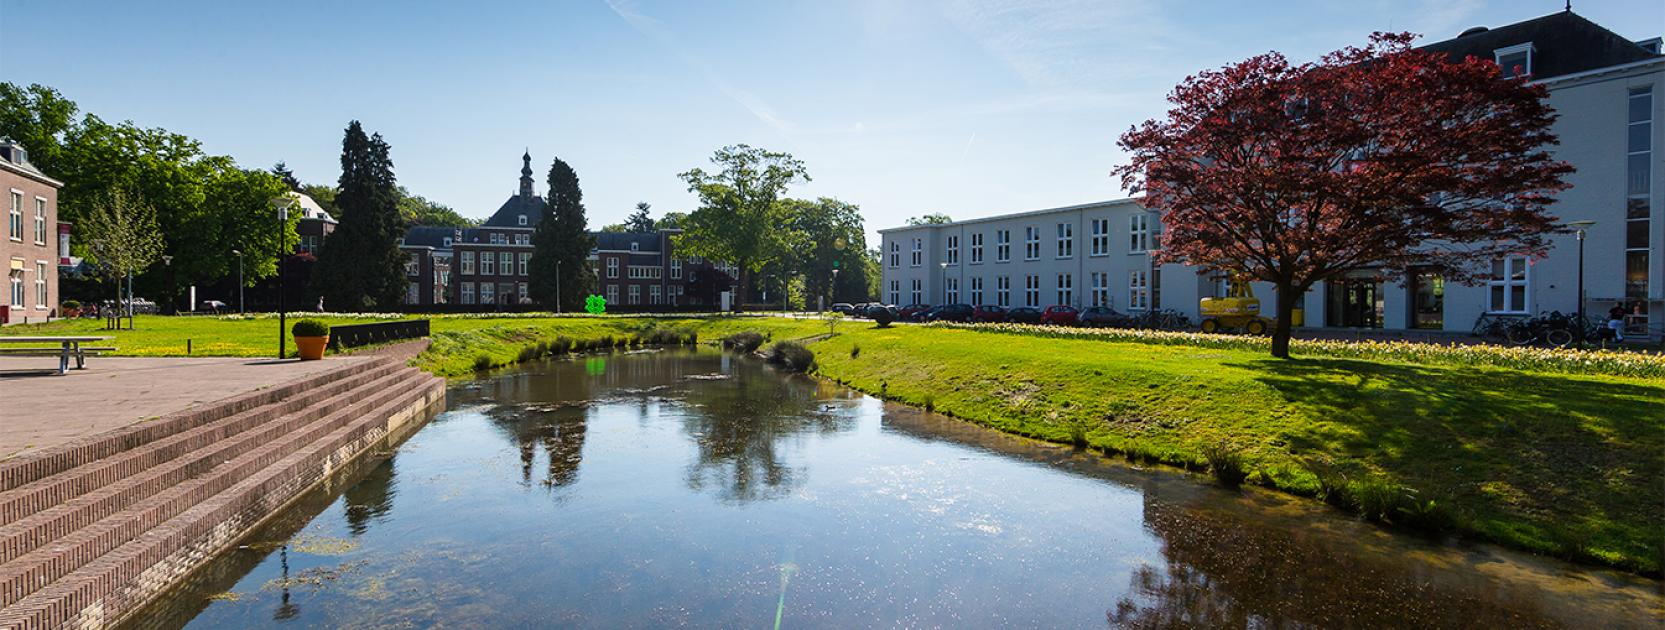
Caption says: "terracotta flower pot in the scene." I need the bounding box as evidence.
[295,335,329,361]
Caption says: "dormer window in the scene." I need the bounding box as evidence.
[518,215,528,226]
[443,237,452,247]
[1494,43,1533,79]
[630,242,640,252]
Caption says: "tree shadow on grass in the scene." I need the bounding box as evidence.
[1232,356,1665,564]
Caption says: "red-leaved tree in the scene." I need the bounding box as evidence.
[1114,33,1573,358]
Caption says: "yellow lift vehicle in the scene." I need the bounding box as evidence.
[1199,277,1269,335]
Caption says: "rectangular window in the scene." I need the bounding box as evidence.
[1024,274,1040,307]
[33,198,46,245]
[1090,272,1110,307]
[911,238,923,266]
[945,234,959,265]
[650,284,662,304]
[607,257,619,278]
[910,279,922,305]
[1128,270,1149,310]
[889,241,900,269]
[888,280,899,305]
[1056,273,1073,306]
[1090,218,1110,256]
[517,282,528,302]
[479,282,495,304]
[480,251,495,275]
[970,233,983,264]
[1627,86,1653,300]
[1494,43,1533,79]
[9,274,21,307]
[1024,227,1040,260]
[945,277,959,303]
[996,276,1010,307]
[406,282,419,304]
[519,252,530,276]
[969,276,983,304]
[490,233,506,245]
[606,284,619,304]
[35,262,47,307]
[628,285,640,305]
[514,233,529,246]
[995,230,1011,262]
[1130,214,1150,253]
[461,282,475,304]
[671,258,683,279]
[8,191,20,241]
[1056,223,1073,258]
[460,251,475,275]
[1487,256,1531,313]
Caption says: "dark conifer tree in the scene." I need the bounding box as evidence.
[272,161,302,192]
[529,157,595,310]
[311,121,406,311]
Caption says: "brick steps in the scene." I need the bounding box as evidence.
[0,357,445,629]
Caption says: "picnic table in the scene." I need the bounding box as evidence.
[0,336,115,375]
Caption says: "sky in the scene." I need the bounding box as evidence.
[1,0,1661,245]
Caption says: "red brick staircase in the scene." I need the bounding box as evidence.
[0,356,444,629]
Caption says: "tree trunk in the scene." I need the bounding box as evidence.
[1270,281,1299,359]
[734,263,750,311]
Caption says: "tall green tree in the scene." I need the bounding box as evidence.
[311,121,406,311]
[271,161,302,191]
[675,144,810,306]
[82,188,163,316]
[529,156,595,310]
[625,202,655,232]
[782,197,869,305]
[655,211,687,231]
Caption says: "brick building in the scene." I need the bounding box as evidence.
[1,138,63,324]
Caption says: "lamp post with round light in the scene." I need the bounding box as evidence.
[1568,219,1595,339]
[272,196,295,359]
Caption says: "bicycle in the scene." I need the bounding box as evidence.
[1504,311,1576,348]
[1470,312,1518,344]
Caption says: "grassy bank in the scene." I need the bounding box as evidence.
[6,314,1660,573]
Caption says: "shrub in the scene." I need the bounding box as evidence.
[849,344,861,359]
[291,319,330,337]
[517,344,544,363]
[61,300,81,310]
[1349,477,1404,522]
[872,308,895,328]
[765,341,816,373]
[723,331,767,353]
[473,353,494,372]
[1201,442,1248,487]
[552,336,574,354]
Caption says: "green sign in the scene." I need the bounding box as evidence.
[585,294,607,314]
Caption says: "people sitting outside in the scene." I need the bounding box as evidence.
[1607,302,1628,343]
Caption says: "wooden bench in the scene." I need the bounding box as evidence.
[0,336,115,374]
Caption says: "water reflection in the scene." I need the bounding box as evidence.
[341,459,396,535]
[680,361,853,502]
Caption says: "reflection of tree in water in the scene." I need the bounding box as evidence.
[680,360,853,502]
[342,458,397,536]
[486,405,589,488]
[1107,498,1559,629]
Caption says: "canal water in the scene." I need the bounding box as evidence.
[129,348,1662,628]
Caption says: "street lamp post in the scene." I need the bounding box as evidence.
[272,196,294,359]
[161,255,174,315]
[231,250,244,314]
[1569,220,1595,336]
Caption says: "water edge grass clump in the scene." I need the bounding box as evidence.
[764,341,816,373]
[723,331,767,354]
[1201,442,1249,487]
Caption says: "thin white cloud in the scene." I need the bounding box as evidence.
[932,0,1190,86]
[603,0,796,134]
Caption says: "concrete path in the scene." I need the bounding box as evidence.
[0,356,374,460]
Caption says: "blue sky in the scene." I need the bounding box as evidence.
[1,0,1660,244]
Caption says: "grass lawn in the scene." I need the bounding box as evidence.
[6,313,1661,574]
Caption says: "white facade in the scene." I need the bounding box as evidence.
[882,41,1663,340]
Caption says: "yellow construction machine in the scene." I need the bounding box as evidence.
[1199,277,1270,335]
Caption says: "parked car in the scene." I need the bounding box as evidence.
[1077,306,1122,328]
[830,302,855,314]
[898,304,933,322]
[924,304,974,323]
[1005,306,1043,324]
[1040,305,1079,326]
[972,305,1007,323]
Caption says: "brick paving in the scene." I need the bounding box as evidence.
[0,356,376,460]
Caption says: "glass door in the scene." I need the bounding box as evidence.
[1408,268,1445,330]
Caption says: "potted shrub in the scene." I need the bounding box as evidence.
[61,300,81,319]
[291,319,330,360]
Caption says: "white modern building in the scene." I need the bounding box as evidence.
[880,10,1663,340]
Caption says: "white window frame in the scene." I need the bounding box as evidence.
[889,241,900,269]
[515,233,529,245]
[461,282,475,304]
[460,251,475,275]
[606,284,619,304]
[995,230,1011,263]
[406,282,420,304]
[945,234,959,265]
[518,215,528,226]
[1055,223,1073,258]
[996,275,1010,307]
[1626,86,1652,301]
[1056,273,1073,306]
[969,276,983,304]
[911,238,923,267]
[969,233,983,264]
[480,251,495,275]
[910,279,922,305]
[1128,270,1150,310]
[35,261,47,308]
[1130,214,1151,253]
[1024,226,1040,260]
[1090,218,1110,256]
[1024,274,1039,307]
[33,197,46,245]
[888,280,899,305]
[1494,42,1534,79]
[607,257,619,279]
[945,277,959,303]
[1091,272,1110,307]
[671,258,683,279]
[1488,256,1531,314]
[650,284,662,304]
[8,190,21,242]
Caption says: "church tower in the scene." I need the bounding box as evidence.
[519,150,535,198]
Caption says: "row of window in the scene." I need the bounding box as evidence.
[5,261,50,310]
[8,191,47,245]
[889,213,1157,269]
[1626,85,1652,301]
[887,270,1157,310]
[458,251,530,277]
[604,257,685,280]
[601,283,683,305]
[487,232,531,245]
[458,281,530,305]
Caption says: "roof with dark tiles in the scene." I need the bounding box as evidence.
[1419,11,1662,81]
